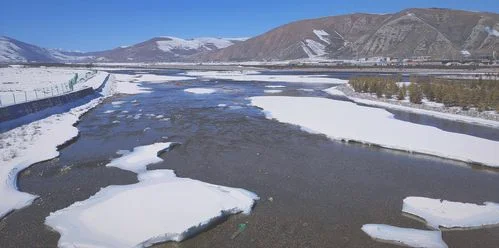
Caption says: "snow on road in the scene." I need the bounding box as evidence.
[184,88,217,94]
[184,70,347,84]
[46,142,258,248]
[403,197,499,229]
[250,96,499,168]
[361,224,448,248]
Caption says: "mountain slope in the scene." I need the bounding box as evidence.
[202,8,499,61]
[88,37,247,62]
[0,36,58,63]
[0,36,92,63]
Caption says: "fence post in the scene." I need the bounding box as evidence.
[25,91,27,102]
[35,89,38,99]
[51,87,54,96]
[12,92,16,104]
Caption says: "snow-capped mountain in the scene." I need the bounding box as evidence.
[0,36,92,63]
[87,37,247,62]
[0,36,246,63]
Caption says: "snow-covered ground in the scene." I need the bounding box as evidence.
[0,67,92,91]
[0,67,109,106]
[0,72,150,219]
[184,70,347,84]
[327,86,499,128]
[250,96,499,168]
[361,224,447,248]
[134,74,194,83]
[184,88,217,94]
[403,197,499,229]
[0,96,106,219]
[112,74,152,94]
[45,142,258,247]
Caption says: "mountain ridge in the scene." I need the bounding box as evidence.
[1,8,498,63]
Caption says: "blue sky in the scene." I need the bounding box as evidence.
[1,0,498,51]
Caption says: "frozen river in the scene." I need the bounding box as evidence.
[1,70,498,247]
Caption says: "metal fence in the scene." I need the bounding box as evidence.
[0,74,79,107]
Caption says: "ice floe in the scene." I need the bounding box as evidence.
[298,88,314,92]
[184,71,347,84]
[45,169,258,247]
[264,89,283,94]
[45,141,258,247]
[184,88,217,94]
[250,96,499,167]
[362,224,448,248]
[403,197,499,229]
[265,85,286,88]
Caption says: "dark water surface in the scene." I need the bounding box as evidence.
[1,71,498,248]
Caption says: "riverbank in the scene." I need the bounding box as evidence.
[334,84,499,128]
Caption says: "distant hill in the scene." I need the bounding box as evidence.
[0,36,92,63]
[86,37,247,62]
[201,8,499,61]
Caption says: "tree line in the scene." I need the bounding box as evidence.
[348,75,499,112]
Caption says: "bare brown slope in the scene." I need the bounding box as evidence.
[200,8,499,61]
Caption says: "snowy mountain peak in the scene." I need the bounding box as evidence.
[155,36,241,52]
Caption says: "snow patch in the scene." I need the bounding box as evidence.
[135,74,193,83]
[184,88,217,94]
[313,29,331,44]
[156,37,237,52]
[0,96,105,219]
[264,89,283,94]
[250,96,499,167]
[265,85,286,88]
[298,88,314,92]
[105,142,173,173]
[362,224,447,248]
[460,50,471,56]
[323,87,345,96]
[304,39,327,56]
[184,71,347,84]
[403,197,499,229]
[346,97,499,128]
[484,27,499,37]
[45,141,258,247]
